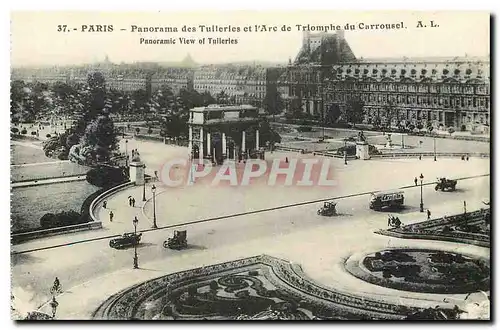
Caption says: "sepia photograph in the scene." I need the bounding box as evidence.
[9,10,491,321]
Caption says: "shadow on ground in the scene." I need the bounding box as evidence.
[11,253,43,266]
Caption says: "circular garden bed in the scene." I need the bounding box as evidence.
[345,248,490,294]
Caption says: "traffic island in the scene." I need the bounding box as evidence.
[375,209,491,248]
[344,248,490,294]
[92,255,435,320]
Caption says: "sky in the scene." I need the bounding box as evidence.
[10,11,490,66]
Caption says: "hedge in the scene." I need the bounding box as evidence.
[40,210,85,229]
[86,166,128,188]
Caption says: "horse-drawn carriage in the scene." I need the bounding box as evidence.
[163,230,188,250]
[435,178,457,192]
[317,202,337,216]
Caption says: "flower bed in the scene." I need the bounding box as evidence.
[345,249,490,294]
[93,255,433,321]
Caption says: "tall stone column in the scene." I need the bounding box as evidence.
[255,129,260,150]
[206,132,211,157]
[242,131,246,153]
[199,127,204,162]
[188,125,193,159]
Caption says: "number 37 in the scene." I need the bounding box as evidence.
[57,25,68,32]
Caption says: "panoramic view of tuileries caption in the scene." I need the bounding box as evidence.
[10,11,490,321]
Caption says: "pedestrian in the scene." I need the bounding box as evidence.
[285,157,289,164]
[154,170,159,181]
[466,155,469,161]
[128,196,132,207]
[414,177,418,186]
[132,198,136,207]
[427,209,431,220]
[109,211,114,222]
[50,297,59,318]
[103,200,107,209]
[419,154,422,160]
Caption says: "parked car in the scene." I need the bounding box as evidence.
[109,232,142,249]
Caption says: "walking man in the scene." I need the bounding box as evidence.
[103,200,107,209]
[109,211,114,222]
[427,209,431,220]
[128,196,132,207]
[414,177,418,186]
[132,198,136,207]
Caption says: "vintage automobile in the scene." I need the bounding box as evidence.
[369,191,405,211]
[435,178,457,191]
[317,202,337,216]
[109,232,142,249]
[164,230,188,250]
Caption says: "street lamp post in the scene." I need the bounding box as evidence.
[463,200,467,223]
[344,139,348,165]
[419,173,424,212]
[433,136,437,161]
[151,185,157,229]
[125,139,129,166]
[133,216,139,269]
[142,164,147,202]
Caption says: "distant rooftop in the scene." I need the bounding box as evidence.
[357,56,490,64]
[190,104,258,112]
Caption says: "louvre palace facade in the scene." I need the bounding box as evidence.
[279,31,490,132]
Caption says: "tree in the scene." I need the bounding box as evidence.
[257,119,282,148]
[160,113,188,138]
[79,111,119,163]
[325,104,341,126]
[426,121,434,133]
[345,98,365,126]
[416,122,424,131]
[372,114,382,128]
[448,127,455,136]
[10,80,27,123]
[383,101,398,129]
[216,90,230,105]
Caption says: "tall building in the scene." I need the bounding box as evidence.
[193,65,267,106]
[151,68,194,94]
[280,31,491,131]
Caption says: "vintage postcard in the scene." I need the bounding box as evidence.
[10,11,490,320]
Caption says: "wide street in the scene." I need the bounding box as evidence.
[11,138,490,318]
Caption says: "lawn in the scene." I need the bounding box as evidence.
[11,162,91,182]
[11,181,100,233]
[10,145,51,165]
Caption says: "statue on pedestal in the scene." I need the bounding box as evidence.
[385,134,393,148]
